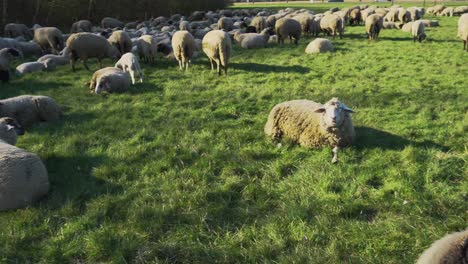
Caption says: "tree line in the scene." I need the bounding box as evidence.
[1,0,229,32]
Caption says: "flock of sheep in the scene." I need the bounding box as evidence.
[0,3,467,262]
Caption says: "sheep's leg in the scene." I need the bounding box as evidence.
[83,59,91,71]
[130,71,136,85]
[178,60,183,70]
[210,59,214,71]
[98,58,103,69]
[332,146,339,164]
[70,59,76,72]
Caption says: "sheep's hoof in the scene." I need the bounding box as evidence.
[332,157,339,164]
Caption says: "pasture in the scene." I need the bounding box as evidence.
[0,2,467,263]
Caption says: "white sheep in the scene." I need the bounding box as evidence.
[171,31,197,71]
[305,38,334,53]
[89,67,131,94]
[136,35,158,63]
[15,62,46,75]
[412,20,427,42]
[275,17,302,44]
[108,30,133,55]
[115,52,143,84]
[320,14,344,39]
[0,95,62,129]
[37,47,70,69]
[202,30,232,76]
[458,14,468,51]
[264,98,356,163]
[33,27,64,54]
[417,229,468,264]
[234,28,271,49]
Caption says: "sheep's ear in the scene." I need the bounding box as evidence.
[314,107,326,113]
[6,124,15,131]
[342,104,355,113]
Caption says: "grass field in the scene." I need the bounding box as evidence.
[1,3,467,263]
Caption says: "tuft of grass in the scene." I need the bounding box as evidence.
[0,4,467,263]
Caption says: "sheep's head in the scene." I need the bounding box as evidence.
[94,77,111,94]
[0,117,24,145]
[314,97,355,128]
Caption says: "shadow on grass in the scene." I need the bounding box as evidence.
[355,126,447,151]
[231,62,310,73]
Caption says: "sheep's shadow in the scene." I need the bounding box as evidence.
[231,62,310,74]
[355,126,447,151]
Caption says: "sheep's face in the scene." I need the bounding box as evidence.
[0,117,24,136]
[315,98,355,128]
[95,78,111,94]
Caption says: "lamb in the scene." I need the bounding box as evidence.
[320,14,344,39]
[33,27,64,54]
[171,31,197,71]
[0,95,61,129]
[305,38,334,53]
[136,35,158,63]
[234,28,271,49]
[66,32,121,71]
[0,48,21,83]
[218,17,234,31]
[458,14,468,51]
[366,14,384,40]
[412,20,427,42]
[15,62,46,75]
[416,229,468,264]
[264,98,356,163]
[70,20,92,33]
[0,117,49,211]
[440,7,454,17]
[202,30,231,76]
[101,17,125,29]
[89,67,131,94]
[114,52,143,84]
[4,23,33,40]
[251,16,267,33]
[275,17,302,44]
[37,47,70,69]
[107,30,132,55]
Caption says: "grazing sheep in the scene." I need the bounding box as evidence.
[440,7,454,17]
[0,117,49,211]
[202,30,231,76]
[33,27,64,54]
[453,6,468,16]
[275,17,302,44]
[70,20,92,33]
[458,14,468,51]
[66,32,121,71]
[107,30,132,55]
[4,23,33,40]
[407,7,424,21]
[101,17,125,29]
[0,48,21,83]
[180,21,190,31]
[264,98,356,163]
[15,62,46,75]
[89,67,131,94]
[349,9,362,26]
[361,8,375,22]
[385,9,399,22]
[218,17,234,32]
[171,31,197,71]
[305,38,334,53]
[366,14,384,40]
[0,95,61,129]
[136,35,158,63]
[320,14,344,39]
[432,5,446,16]
[37,47,70,69]
[412,20,427,42]
[235,28,271,49]
[416,229,468,264]
[294,13,317,36]
[115,52,143,84]
[251,16,267,33]
[398,9,411,23]
[402,22,414,33]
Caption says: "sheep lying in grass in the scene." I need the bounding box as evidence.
[15,62,46,75]
[115,52,143,84]
[416,229,468,264]
[0,48,21,83]
[37,47,70,69]
[202,30,231,76]
[305,38,334,53]
[171,31,197,71]
[366,14,384,40]
[264,98,356,163]
[402,22,414,33]
[33,27,64,54]
[412,20,427,42]
[458,14,468,51]
[0,95,62,129]
[0,117,49,211]
[89,67,131,94]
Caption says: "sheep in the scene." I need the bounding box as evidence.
[383,22,398,29]
[453,6,468,16]
[15,62,46,75]
[361,8,375,22]
[294,13,317,36]
[398,9,411,23]
[235,28,271,49]
[407,7,424,21]
[402,22,414,33]
[202,30,231,76]
[385,9,399,22]
[366,14,384,40]
[264,98,356,163]
[37,47,70,69]
[432,5,446,16]
[275,17,302,44]
[412,20,426,43]
[0,48,21,83]
[218,17,234,32]
[16,41,42,58]
[107,30,132,55]
[114,52,143,84]
[416,229,468,264]
[4,23,33,40]
[421,19,440,27]
[33,27,64,54]
[66,32,121,71]
[320,14,344,39]
[305,38,334,54]
[70,20,92,33]
[440,7,454,17]
[136,35,158,63]
[0,95,61,129]
[349,9,362,26]
[171,31,197,71]
[89,67,131,94]
[458,14,468,51]
[251,16,267,33]
[0,117,49,211]
[101,17,125,29]
[180,21,190,31]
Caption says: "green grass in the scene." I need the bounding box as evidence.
[1,4,467,263]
